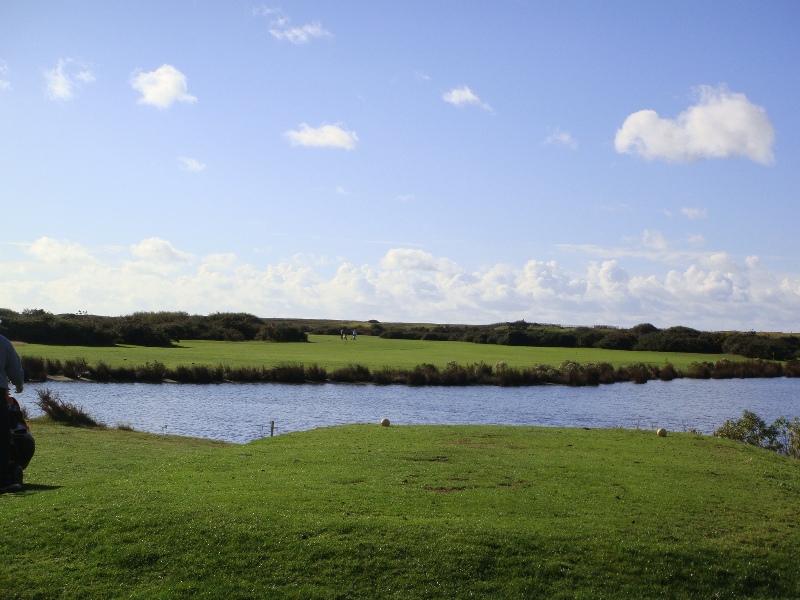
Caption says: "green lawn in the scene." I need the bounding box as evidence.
[14,334,746,372]
[1,421,798,598]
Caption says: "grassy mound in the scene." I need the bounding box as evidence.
[1,421,799,598]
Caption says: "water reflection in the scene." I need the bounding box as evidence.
[19,378,800,444]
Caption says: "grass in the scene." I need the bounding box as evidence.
[14,334,748,372]
[2,420,799,598]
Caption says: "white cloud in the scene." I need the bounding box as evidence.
[256,7,331,44]
[130,238,193,264]
[544,128,578,149]
[284,123,358,150]
[380,249,441,272]
[272,21,330,44]
[131,64,197,109]
[4,238,800,331]
[641,229,669,251]
[442,86,493,113]
[615,85,775,164]
[681,207,707,220]
[44,58,95,101]
[178,156,206,172]
[0,60,10,90]
[27,237,93,263]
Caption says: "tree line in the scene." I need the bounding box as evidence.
[372,321,800,361]
[0,309,307,347]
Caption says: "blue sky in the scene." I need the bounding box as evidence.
[1,1,798,331]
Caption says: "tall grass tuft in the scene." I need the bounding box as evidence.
[329,363,372,383]
[35,388,99,427]
[270,363,307,384]
[135,361,166,383]
[171,364,222,383]
[304,363,328,383]
[63,357,89,379]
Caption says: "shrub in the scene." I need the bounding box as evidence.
[774,417,800,459]
[35,388,99,427]
[256,324,308,343]
[714,410,781,452]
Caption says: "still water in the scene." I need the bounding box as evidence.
[20,378,800,444]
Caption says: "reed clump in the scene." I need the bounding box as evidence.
[17,355,799,387]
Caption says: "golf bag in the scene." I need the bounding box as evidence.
[7,393,35,486]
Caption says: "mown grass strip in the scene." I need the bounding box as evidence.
[1,420,799,598]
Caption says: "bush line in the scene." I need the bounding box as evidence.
[19,356,800,386]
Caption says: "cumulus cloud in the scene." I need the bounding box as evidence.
[284,123,358,150]
[131,64,197,109]
[442,86,493,113]
[44,58,95,100]
[130,238,193,264]
[178,156,206,172]
[5,238,800,331]
[27,237,93,263]
[615,85,775,164]
[381,248,449,272]
[256,6,331,44]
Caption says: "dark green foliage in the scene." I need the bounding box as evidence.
[595,331,637,350]
[634,327,723,353]
[113,317,174,346]
[714,410,782,452]
[35,388,99,427]
[722,333,799,361]
[0,311,115,346]
[573,327,607,348]
[734,411,800,457]
[255,324,308,343]
[0,309,302,347]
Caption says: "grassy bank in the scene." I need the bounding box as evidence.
[15,334,747,371]
[2,421,799,598]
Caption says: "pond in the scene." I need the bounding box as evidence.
[18,378,800,444]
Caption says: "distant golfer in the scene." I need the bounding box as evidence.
[0,334,24,494]
[352,330,357,340]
